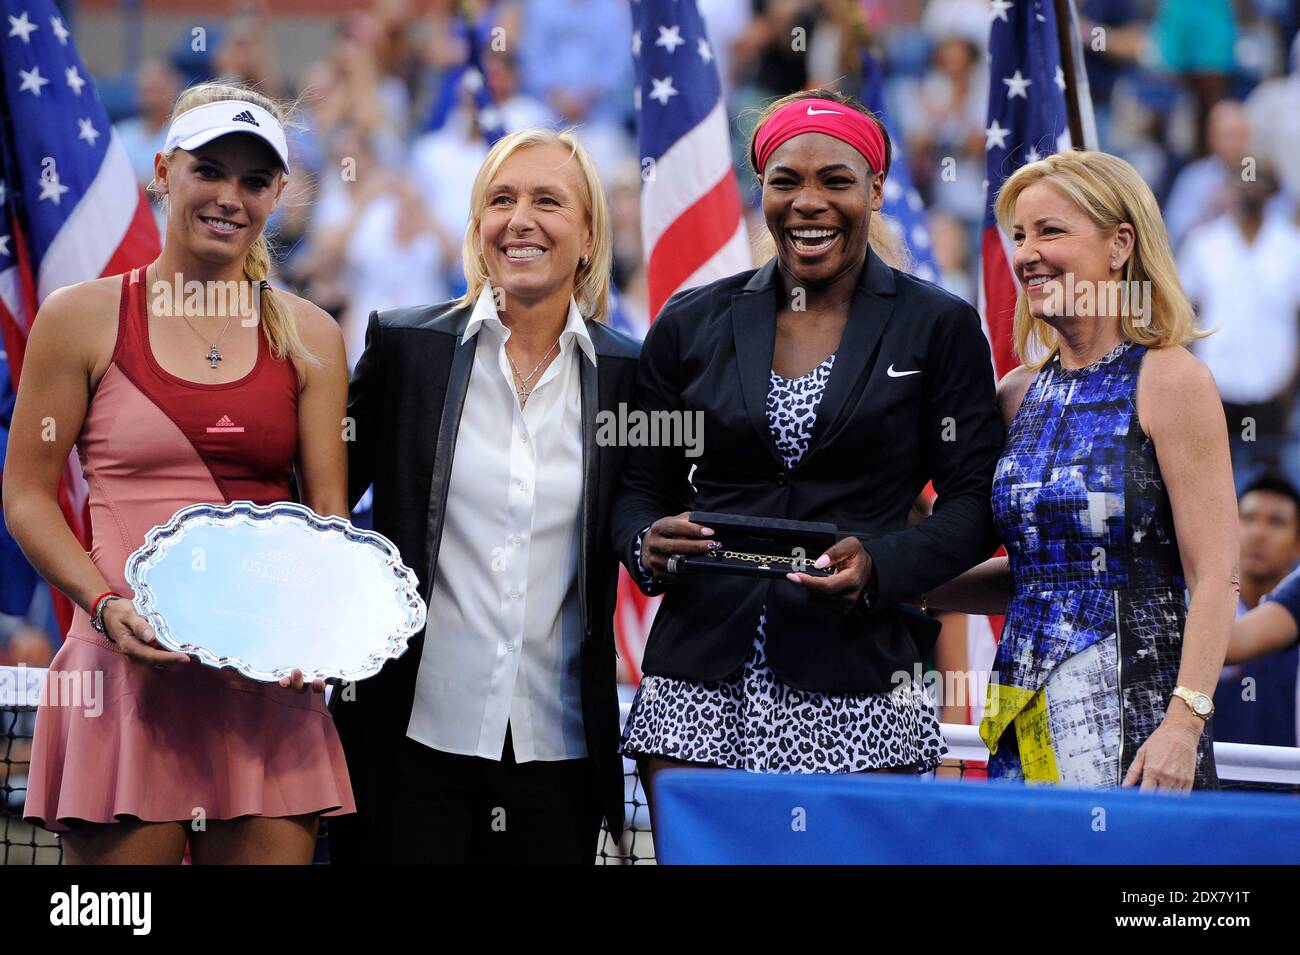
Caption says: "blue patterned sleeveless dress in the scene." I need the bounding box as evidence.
[980,340,1218,787]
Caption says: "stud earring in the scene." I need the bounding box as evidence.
[1110,260,1118,269]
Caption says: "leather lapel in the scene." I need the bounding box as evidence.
[577,354,597,641]
[730,258,782,466]
[422,327,477,600]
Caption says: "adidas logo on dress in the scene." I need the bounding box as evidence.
[206,414,245,434]
[231,110,260,127]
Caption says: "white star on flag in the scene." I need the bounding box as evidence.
[1003,70,1031,99]
[989,0,1013,23]
[697,38,712,63]
[1054,65,1067,92]
[18,65,49,96]
[655,24,684,54]
[985,119,1010,151]
[0,179,6,206]
[66,65,86,95]
[77,118,99,145]
[7,11,38,43]
[38,169,70,205]
[50,15,70,44]
[1025,146,1042,163]
[631,30,641,56]
[0,234,10,257]
[911,224,931,249]
[648,76,678,105]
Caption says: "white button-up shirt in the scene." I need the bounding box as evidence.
[406,285,592,762]
[1180,213,1300,405]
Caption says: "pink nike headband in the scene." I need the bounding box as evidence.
[752,98,886,177]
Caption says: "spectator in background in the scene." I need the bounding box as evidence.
[1180,163,1300,481]
[904,25,987,229]
[697,0,752,106]
[517,0,632,176]
[1078,0,1149,151]
[1150,0,1237,155]
[731,0,820,101]
[1246,32,1300,217]
[927,209,974,304]
[409,96,492,275]
[212,10,286,100]
[1163,100,1251,252]
[311,14,408,168]
[1216,475,1300,748]
[481,47,556,132]
[114,59,182,195]
[302,125,387,317]
[608,158,649,336]
[337,175,456,370]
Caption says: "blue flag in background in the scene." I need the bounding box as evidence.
[0,348,38,616]
[861,49,938,284]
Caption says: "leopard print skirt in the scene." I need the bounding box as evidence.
[620,611,947,773]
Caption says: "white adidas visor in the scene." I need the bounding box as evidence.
[163,100,290,174]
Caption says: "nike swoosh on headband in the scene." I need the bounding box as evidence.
[886,364,921,377]
[806,106,843,115]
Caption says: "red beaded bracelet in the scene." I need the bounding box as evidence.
[90,590,120,617]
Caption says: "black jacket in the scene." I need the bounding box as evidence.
[329,301,640,863]
[611,249,1003,694]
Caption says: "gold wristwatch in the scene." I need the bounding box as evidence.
[1171,685,1214,720]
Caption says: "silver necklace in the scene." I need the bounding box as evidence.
[148,265,236,369]
[506,336,562,406]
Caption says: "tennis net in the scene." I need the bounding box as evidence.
[4,665,1298,864]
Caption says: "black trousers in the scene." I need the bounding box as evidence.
[394,729,602,865]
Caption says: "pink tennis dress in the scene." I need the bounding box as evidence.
[23,268,355,832]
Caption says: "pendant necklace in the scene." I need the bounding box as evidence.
[506,336,562,407]
[148,264,236,369]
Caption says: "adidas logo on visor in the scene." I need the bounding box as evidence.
[231,110,260,127]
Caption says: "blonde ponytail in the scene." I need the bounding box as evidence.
[242,230,318,366]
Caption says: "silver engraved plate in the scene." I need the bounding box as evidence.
[125,501,426,683]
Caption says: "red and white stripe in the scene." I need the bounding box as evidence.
[641,101,751,319]
[0,130,159,634]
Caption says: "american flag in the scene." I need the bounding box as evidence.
[860,49,938,285]
[618,0,751,680]
[0,0,161,632]
[980,0,1094,377]
[632,0,750,323]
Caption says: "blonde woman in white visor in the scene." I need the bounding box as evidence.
[6,82,353,863]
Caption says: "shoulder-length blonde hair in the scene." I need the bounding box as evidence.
[994,149,1205,367]
[458,128,612,322]
[744,88,911,271]
[153,80,317,367]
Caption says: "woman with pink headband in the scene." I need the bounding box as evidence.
[611,89,1004,842]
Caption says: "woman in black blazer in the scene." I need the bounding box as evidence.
[612,89,1004,815]
[329,129,640,864]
